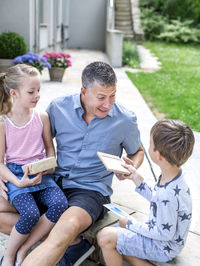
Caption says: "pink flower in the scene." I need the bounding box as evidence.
[66,60,72,66]
[42,51,72,68]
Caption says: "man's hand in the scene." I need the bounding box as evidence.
[17,168,42,188]
[0,177,8,200]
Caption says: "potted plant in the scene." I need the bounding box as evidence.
[43,51,72,82]
[13,52,51,74]
[0,32,28,72]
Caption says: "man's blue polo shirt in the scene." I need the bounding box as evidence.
[46,93,141,196]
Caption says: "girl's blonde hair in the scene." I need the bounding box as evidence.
[0,64,40,115]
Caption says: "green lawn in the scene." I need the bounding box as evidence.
[127,42,200,131]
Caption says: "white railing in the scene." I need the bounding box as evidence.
[106,0,123,67]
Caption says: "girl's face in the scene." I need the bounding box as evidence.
[15,75,41,108]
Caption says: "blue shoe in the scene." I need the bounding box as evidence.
[59,238,95,266]
[15,262,21,266]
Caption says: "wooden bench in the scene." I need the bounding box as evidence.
[83,204,200,266]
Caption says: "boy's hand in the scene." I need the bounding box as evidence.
[0,177,8,200]
[122,164,144,187]
[119,215,129,228]
[115,156,144,186]
[17,168,42,188]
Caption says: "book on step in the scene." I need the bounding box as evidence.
[103,203,129,218]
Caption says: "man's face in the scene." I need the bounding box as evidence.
[81,82,116,119]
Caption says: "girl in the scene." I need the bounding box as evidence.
[0,64,68,266]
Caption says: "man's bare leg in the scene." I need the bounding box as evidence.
[22,206,92,266]
[0,196,19,235]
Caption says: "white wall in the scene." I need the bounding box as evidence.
[68,0,107,50]
[0,0,31,49]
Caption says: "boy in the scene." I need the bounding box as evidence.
[97,119,195,265]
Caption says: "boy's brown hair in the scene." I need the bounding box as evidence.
[151,119,195,167]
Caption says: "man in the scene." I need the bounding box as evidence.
[0,62,144,266]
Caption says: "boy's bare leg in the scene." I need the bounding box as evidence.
[97,227,154,266]
[97,227,123,266]
[124,255,154,266]
[0,196,19,235]
[22,206,92,266]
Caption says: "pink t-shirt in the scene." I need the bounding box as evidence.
[4,110,46,165]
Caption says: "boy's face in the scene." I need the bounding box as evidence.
[148,136,157,163]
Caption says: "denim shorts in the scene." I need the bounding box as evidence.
[6,163,57,204]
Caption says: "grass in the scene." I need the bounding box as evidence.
[127,41,200,131]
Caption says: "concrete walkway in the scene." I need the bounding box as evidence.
[0,49,200,264]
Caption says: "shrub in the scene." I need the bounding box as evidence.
[122,41,140,68]
[158,20,200,43]
[140,8,166,40]
[0,32,28,59]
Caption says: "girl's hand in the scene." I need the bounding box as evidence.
[0,177,8,200]
[119,216,129,228]
[17,168,42,188]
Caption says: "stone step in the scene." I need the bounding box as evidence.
[115,10,131,16]
[115,12,132,17]
[115,17,132,22]
[124,34,134,40]
[115,25,133,31]
[115,6,130,12]
[115,0,130,3]
[115,20,132,27]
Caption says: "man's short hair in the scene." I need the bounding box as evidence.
[81,61,117,89]
[151,119,195,167]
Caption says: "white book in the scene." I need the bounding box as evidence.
[22,157,57,175]
[97,152,130,175]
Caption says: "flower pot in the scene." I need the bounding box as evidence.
[48,67,65,82]
[0,59,14,72]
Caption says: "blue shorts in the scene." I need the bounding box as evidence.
[116,227,172,262]
[63,187,110,225]
[57,176,110,224]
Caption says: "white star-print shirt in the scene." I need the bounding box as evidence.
[126,170,192,258]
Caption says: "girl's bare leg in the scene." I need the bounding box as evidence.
[16,214,54,264]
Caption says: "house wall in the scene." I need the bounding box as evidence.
[0,0,107,52]
[68,0,107,50]
[0,0,32,49]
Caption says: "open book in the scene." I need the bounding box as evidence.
[97,152,130,175]
[22,157,57,175]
